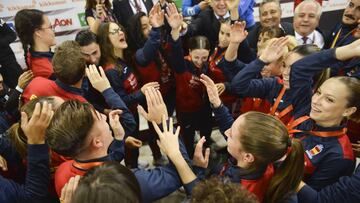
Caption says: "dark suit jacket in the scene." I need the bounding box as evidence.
[247,21,294,53]
[112,0,153,28]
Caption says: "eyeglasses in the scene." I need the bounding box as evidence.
[39,24,55,32]
[109,28,123,35]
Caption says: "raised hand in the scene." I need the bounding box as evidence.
[109,109,125,140]
[140,81,160,94]
[215,83,225,95]
[192,136,210,168]
[21,102,54,144]
[137,87,168,124]
[125,136,142,148]
[259,37,289,64]
[165,3,183,30]
[200,74,222,108]
[226,0,240,11]
[60,175,81,203]
[86,65,111,93]
[230,21,248,44]
[149,3,165,28]
[17,70,34,89]
[153,117,181,159]
[0,155,7,171]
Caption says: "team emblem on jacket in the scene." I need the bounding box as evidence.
[305,144,324,159]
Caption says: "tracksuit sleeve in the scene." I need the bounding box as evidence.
[212,104,234,135]
[182,0,201,17]
[168,38,188,73]
[298,166,360,203]
[133,140,193,202]
[135,28,161,66]
[230,58,275,98]
[0,144,50,203]
[102,87,137,136]
[289,49,340,118]
[108,139,125,162]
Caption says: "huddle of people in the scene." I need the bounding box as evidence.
[0,0,360,202]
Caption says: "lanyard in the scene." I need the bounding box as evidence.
[72,161,104,171]
[269,85,293,119]
[331,28,356,48]
[209,47,225,70]
[287,116,347,137]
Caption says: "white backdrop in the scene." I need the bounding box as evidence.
[0,0,349,68]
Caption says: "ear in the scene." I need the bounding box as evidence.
[33,29,42,39]
[343,107,357,118]
[243,152,255,164]
[91,136,104,148]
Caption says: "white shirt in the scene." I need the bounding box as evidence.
[129,0,148,15]
[295,30,324,49]
[214,12,230,20]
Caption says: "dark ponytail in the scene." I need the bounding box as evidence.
[265,139,304,203]
[14,9,44,68]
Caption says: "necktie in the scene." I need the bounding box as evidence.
[302,36,308,45]
[133,0,142,13]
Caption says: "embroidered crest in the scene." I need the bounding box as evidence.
[30,94,38,100]
[305,144,324,159]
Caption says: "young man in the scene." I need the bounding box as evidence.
[47,67,192,202]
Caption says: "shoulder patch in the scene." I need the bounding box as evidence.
[305,144,324,159]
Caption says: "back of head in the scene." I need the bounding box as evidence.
[9,96,58,158]
[239,112,304,203]
[291,44,320,57]
[75,30,98,47]
[71,162,141,203]
[191,177,259,203]
[335,76,360,123]
[14,9,44,68]
[52,40,86,85]
[126,12,147,51]
[46,100,94,157]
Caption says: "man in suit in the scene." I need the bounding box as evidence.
[293,0,326,49]
[247,0,294,53]
[112,0,153,28]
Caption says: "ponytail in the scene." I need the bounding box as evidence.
[265,139,304,203]
[8,123,27,159]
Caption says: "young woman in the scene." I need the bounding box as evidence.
[230,37,318,125]
[284,39,360,190]
[15,9,56,79]
[153,75,304,203]
[165,4,213,157]
[85,0,117,33]
[97,21,162,168]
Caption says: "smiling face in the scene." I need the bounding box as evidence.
[342,0,360,25]
[281,52,303,89]
[259,2,281,28]
[108,23,128,50]
[293,2,320,36]
[211,0,228,17]
[310,78,356,127]
[189,48,210,68]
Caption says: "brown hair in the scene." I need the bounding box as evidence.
[191,177,259,203]
[52,40,86,85]
[188,36,211,51]
[259,0,281,14]
[97,22,127,71]
[72,162,142,203]
[9,97,57,158]
[336,76,360,123]
[85,0,111,9]
[46,100,94,157]
[239,112,304,203]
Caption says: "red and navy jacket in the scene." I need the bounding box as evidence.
[104,61,144,111]
[167,37,210,113]
[208,46,245,105]
[231,59,295,124]
[26,50,55,80]
[22,77,87,104]
[55,137,193,203]
[134,27,175,96]
[298,164,360,203]
[289,49,355,190]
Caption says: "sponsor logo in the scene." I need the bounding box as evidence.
[39,0,67,7]
[6,0,36,12]
[77,13,87,27]
[54,18,73,27]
